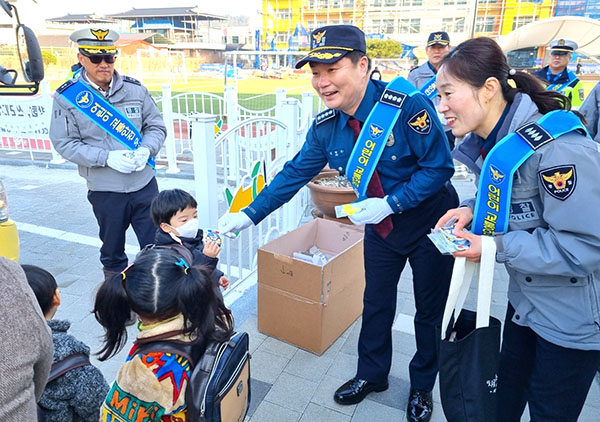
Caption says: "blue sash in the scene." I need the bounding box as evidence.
[58,80,155,168]
[547,69,577,93]
[346,77,418,198]
[472,110,585,235]
[420,74,437,100]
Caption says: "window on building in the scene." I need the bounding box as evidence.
[275,9,292,19]
[512,15,534,30]
[475,16,496,32]
[442,17,465,32]
[399,18,420,33]
[331,0,340,7]
[373,0,382,5]
[478,0,498,3]
[382,19,395,33]
[385,0,396,6]
[275,33,289,43]
[342,0,354,7]
[232,35,240,44]
[317,0,328,7]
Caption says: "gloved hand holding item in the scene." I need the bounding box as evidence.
[348,197,394,225]
[218,212,253,238]
[133,146,150,171]
[107,150,137,173]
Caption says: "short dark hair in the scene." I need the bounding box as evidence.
[21,264,57,315]
[150,189,197,227]
[346,50,371,72]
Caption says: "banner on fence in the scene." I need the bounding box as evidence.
[0,94,52,151]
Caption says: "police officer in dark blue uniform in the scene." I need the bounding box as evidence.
[219,25,458,422]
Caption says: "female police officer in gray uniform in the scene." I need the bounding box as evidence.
[220,25,458,422]
[436,37,600,422]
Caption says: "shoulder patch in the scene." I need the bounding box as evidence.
[516,122,554,150]
[538,164,576,201]
[380,89,407,108]
[407,109,431,135]
[123,75,141,86]
[56,79,75,94]
[315,109,336,125]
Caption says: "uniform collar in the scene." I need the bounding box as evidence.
[341,80,379,125]
[427,61,437,74]
[81,69,117,97]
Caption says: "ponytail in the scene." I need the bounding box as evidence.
[441,37,571,115]
[94,272,134,361]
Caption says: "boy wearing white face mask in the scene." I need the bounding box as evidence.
[150,189,230,290]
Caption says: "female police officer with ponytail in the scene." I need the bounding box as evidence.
[435,37,600,422]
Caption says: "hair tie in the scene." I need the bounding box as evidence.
[175,257,190,275]
[508,68,516,76]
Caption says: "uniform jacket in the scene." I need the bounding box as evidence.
[453,92,600,350]
[50,69,167,193]
[101,315,193,422]
[38,319,109,422]
[0,258,53,420]
[532,65,585,108]
[579,80,600,143]
[408,62,450,132]
[244,79,454,224]
[154,229,225,284]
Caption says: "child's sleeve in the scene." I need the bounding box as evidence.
[65,365,109,422]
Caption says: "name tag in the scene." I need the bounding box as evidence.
[125,105,141,119]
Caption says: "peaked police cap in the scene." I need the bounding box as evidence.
[295,25,367,69]
[70,28,120,55]
[549,39,578,55]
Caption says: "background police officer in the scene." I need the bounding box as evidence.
[532,39,585,109]
[219,24,458,422]
[408,31,455,150]
[50,28,166,280]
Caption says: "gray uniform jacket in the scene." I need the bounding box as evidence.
[407,62,450,132]
[579,80,600,143]
[50,70,166,192]
[453,92,600,351]
[0,257,53,420]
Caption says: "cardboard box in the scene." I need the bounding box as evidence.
[257,218,365,355]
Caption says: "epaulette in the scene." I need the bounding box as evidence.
[315,109,336,126]
[122,76,141,86]
[56,79,75,94]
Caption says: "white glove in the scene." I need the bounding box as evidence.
[218,212,254,238]
[106,150,137,173]
[133,147,150,171]
[348,197,394,226]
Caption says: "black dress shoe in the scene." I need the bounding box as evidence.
[333,377,389,405]
[407,388,433,422]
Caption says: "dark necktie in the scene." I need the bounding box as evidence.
[348,118,394,238]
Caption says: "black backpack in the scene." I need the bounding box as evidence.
[37,353,91,422]
[136,331,251,422]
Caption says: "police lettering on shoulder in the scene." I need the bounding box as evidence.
[219,24,458,422]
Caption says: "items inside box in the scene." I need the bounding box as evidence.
[292,246,334,266]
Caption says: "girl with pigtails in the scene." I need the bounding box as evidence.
[93,246,233,421]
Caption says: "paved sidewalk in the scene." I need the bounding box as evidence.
[2,160,599,421]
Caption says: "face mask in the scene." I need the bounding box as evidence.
[173,218,199,239]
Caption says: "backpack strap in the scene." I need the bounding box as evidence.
[48,353,91,383]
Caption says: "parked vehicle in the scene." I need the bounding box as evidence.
[0,0,44,261]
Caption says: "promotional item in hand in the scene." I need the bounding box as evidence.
[428,217,471,255]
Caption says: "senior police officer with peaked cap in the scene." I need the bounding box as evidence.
[219,24,458,422]
[50,28,166,281]
[532,38,585,108]
[408,31,455,150]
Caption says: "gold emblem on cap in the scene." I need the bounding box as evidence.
[313,30,326,45]
[435,33,442,40]
[91,29,109,41]
[558,39,565,46]
[308,51,342,60]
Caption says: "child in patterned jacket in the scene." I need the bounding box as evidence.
[93,246,233,421]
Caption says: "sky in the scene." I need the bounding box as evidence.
[4,0,262,30]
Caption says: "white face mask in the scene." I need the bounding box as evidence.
[173,218,199,239]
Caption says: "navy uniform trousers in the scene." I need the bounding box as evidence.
[87,177,158,272]
[357,183,458,391]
